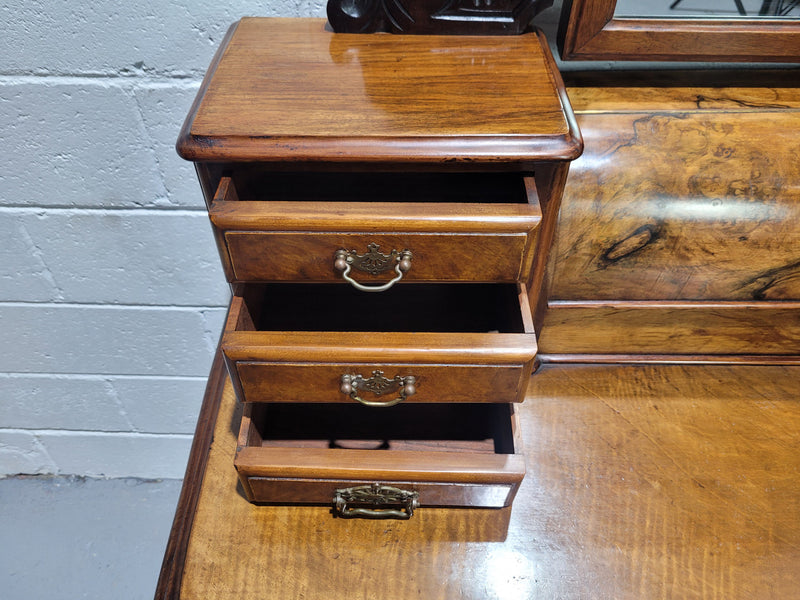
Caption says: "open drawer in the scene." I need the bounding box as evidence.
[235,401,525,514]
[222,282,537,405]
[208,172,541,284]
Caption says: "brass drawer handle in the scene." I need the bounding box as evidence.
[339,370,416,407]
[334,243,412,292]
[334,483,419,519]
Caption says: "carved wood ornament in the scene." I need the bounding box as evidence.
[326,0,553,34]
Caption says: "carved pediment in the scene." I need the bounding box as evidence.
[327,0,553,34]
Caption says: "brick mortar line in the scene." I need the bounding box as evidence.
[0,73,204,86]
[0,301,228,309]
[0,428,194,438]
[0,206,208,215]
[0,373,210,380]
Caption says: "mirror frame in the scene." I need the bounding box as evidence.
[558,0,800,62]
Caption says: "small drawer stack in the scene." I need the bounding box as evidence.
[178,18,581,518]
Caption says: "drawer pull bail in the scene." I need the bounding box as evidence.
[334,483,419,519]
[340,371,416,407]
[334,244,412,292]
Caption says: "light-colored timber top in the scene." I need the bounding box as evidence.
[158,359,800,599]
[178,18,582,164]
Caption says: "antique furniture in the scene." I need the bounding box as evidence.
[539,78,800,364]
[176,18,581,514]
[158,16,800,598]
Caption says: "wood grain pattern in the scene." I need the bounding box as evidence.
[237,363,531,404]
[566,85,800,113]
[178,18,581,164]
[225,232,534,283]
[162,362,800,599]
[154,350,227,600]
[550,112,800,302]
[539,302,800,356]
[542,86,800,360]
[558,0,800,62]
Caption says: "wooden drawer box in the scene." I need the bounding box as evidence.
[235,401,525,513]
[222,282,537,405]
[208,173,541,284]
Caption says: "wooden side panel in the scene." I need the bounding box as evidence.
[539,303,800,356]
[543,99,800,360]
[551,112,800,302]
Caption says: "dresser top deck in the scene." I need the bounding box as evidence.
[177,18,582,165]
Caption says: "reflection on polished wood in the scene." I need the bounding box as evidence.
[325,0,553,35]
[551,111,800,301]
[178,18,582,165]
[540,85,800,361]
[157,358,800,599]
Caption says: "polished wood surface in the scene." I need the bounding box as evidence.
[539,85,800,361]
[565,83,800,112]
[210,175,542,283]
[326,0,552,35]
[157,360,800,599]
[558,0,800,61]
[177,18,581,164]
[222,285,537,404]
[541,302,800,356]
[549,111,800,301]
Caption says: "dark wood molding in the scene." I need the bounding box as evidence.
[326,0,553,35]
[558,0,800,62]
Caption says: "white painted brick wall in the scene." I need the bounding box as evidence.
[0,1,327,479]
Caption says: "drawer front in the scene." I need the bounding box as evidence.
[209,176,541,284]
[241,477,518,509]
[225,231,532,283]
[235,402,525,511]
[236,362,529,404]
[222,284,537,405]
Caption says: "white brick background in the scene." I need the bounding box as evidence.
[0,1,327,478]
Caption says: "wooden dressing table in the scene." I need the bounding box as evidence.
[156,17,800,599]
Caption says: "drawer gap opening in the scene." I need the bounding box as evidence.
[228,171,533,204]
[243,283,525,333]
[249,402,516,455]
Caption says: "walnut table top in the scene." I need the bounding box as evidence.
[156,355,800,599]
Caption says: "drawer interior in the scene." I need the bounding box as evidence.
[228,170,531,204]
[244,402,517,455]
[237,283,526,333]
